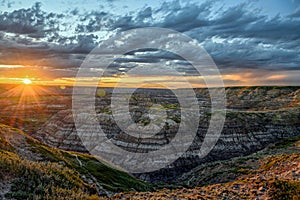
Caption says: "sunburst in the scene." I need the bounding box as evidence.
[22,78,32,85]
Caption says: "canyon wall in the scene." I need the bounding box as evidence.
[34,86,300,182]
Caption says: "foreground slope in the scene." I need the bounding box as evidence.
[109,136,300,199]
[0,124,151,199]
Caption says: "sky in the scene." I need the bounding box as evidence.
[0,0,299,87]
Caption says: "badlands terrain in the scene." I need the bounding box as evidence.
[0,85,299,199]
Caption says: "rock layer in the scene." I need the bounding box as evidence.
[35,86,300,182]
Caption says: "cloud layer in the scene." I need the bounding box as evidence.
[0,0,299,86]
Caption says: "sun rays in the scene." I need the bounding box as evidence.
[22,78,32,85]
[0,81,62,132]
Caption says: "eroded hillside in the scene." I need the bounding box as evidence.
[108,135,300,199]
[0,86,299,199]
[33,86,300,182]
[0,124,151,199]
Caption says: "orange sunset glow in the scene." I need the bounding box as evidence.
[0,70,297,88]
[0,78,67,132]
[0,1,299,198]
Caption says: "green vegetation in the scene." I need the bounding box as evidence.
[59,151,152,192]
[0,124,152,199]
[162,103,179,109]
[1,150,94,199]
[269,135,300,149]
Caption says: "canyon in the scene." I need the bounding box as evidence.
[30,86,300,182]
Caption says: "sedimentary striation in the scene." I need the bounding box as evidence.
[34,86,300,182]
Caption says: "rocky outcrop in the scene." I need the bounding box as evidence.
[109,141,300,199]
[34,110,88,152]
[35,86,300,182]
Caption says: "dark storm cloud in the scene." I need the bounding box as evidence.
[128,50,183,61]
[155,0,212,32]
[0,32,98,69]
[106,49,198,77]
[73,0,299,73]
[0,0,299,78]
[158,2,300,71]
[203,37,300,71]
[74,6,153,33]
[0,2,63,38]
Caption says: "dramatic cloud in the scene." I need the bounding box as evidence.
[0,0,299,86]
[0,2,63,38]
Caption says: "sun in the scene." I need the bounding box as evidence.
[22,78,32,85]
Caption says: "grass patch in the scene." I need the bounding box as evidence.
[61,152,152,192]
[270,135,300,149]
